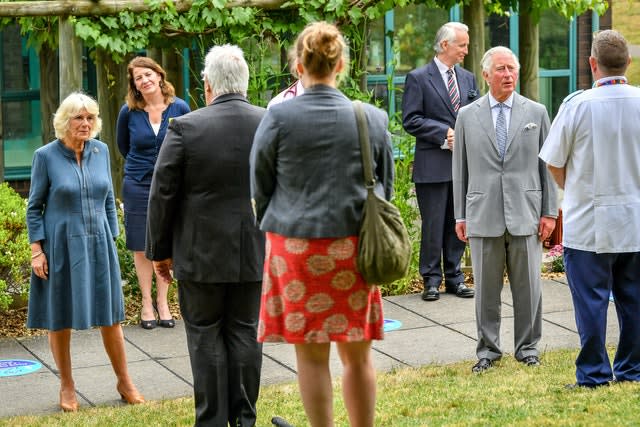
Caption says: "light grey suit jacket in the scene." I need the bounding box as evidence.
[452,92,558,237]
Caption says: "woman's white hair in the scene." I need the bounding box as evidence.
[202,44,249,97]
[481,46,521,73]
[53,92,102,140]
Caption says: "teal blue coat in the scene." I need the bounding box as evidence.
[26,139,124,331]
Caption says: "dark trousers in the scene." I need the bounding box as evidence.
[178,280,263,427]
[564,248,640,386]
[415,181,466,287]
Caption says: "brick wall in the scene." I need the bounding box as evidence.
[577,7,613,90]
[7,180,30,198]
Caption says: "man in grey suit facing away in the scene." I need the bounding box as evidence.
[452,46,558,373]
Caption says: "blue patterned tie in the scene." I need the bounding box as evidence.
[447,69,460,112]
[495,103,507,159]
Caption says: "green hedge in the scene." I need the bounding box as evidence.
[0,183,30,310]
[0,184,139,312]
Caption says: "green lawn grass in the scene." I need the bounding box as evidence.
[2,348,639,426]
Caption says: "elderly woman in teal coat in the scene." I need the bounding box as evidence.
[27,92,144,412]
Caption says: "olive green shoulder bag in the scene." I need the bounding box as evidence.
[353,100,411,285]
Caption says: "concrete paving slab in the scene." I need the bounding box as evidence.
[0,337,39,360]
[260,354,297,386]
[71,358,191,406]
[374,324,476,366]
[380,298,436,329]
[539,321,582,353]
[123,321,190,360]
[17,329,147,368]
[387,292,480,325]
[540,280,574,313]
[0,370,64,417]
[157,355,193,385]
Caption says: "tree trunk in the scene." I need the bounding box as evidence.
[39,44,59,144]
[519,0,539,101]
[95,49,131,200]
[145,48,162,65]
[464,0,486,94]
[0,95,3,183]
[162,48,184,102]
[58,17,83,100]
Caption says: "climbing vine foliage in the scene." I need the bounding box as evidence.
[66,0,413,63]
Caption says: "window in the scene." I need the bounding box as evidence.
[1,25,41,180]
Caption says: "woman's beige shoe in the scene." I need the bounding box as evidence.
[117,383,145,404]
[59,389,79,412]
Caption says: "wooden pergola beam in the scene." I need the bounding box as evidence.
[0,0,287,18]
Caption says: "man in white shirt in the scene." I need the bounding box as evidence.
[539,29,640,389]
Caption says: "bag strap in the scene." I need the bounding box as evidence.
[352,100,375,189]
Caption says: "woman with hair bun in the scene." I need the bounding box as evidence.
[251,21,394,426]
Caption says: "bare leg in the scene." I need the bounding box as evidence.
[100,323,144,404]
[295,343,334,427]
[49,329,78,411]
[337,341,376,427]
[133,251,155,322]
[154,273,173,321]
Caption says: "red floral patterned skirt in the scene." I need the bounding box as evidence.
[257,233,384,344]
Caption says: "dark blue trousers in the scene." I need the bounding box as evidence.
[564,247,640,386]
[415,182,465,287]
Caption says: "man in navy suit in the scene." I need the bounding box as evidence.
[402,22,478,301]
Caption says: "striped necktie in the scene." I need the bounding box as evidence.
[495,103,507,159]
[447,69,460,112]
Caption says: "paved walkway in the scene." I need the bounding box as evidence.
[0,276,620,418]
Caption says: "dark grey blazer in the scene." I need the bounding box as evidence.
[146,93,266,283]
[402,59,478,183]
[250,84,394,238]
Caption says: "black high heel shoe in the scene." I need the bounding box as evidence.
[139,307,157,330]
[154,303,175,328]
[140,317,157,330]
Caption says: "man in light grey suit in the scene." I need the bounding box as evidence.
[452,46,558,373]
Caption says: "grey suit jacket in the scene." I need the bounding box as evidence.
[250,84,394,238]
[146,94,266,283]
[452,92,558,237]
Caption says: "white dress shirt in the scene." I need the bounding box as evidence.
[539,76,640,253]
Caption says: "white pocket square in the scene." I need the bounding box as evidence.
[524,123,538,130]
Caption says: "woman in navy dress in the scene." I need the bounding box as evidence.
[27,92,144,412]
[117,57,190,329]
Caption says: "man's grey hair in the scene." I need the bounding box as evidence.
[481,46,521,73]
[202,44,249,97]
[433,22,469,53]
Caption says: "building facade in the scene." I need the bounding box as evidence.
[0,5,611,194]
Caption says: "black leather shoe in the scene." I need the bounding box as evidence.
[472,358,493,373]
[421,285,440,301]
[446,283,475,298]
[272,416,295,427]
[520,355,540,366]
